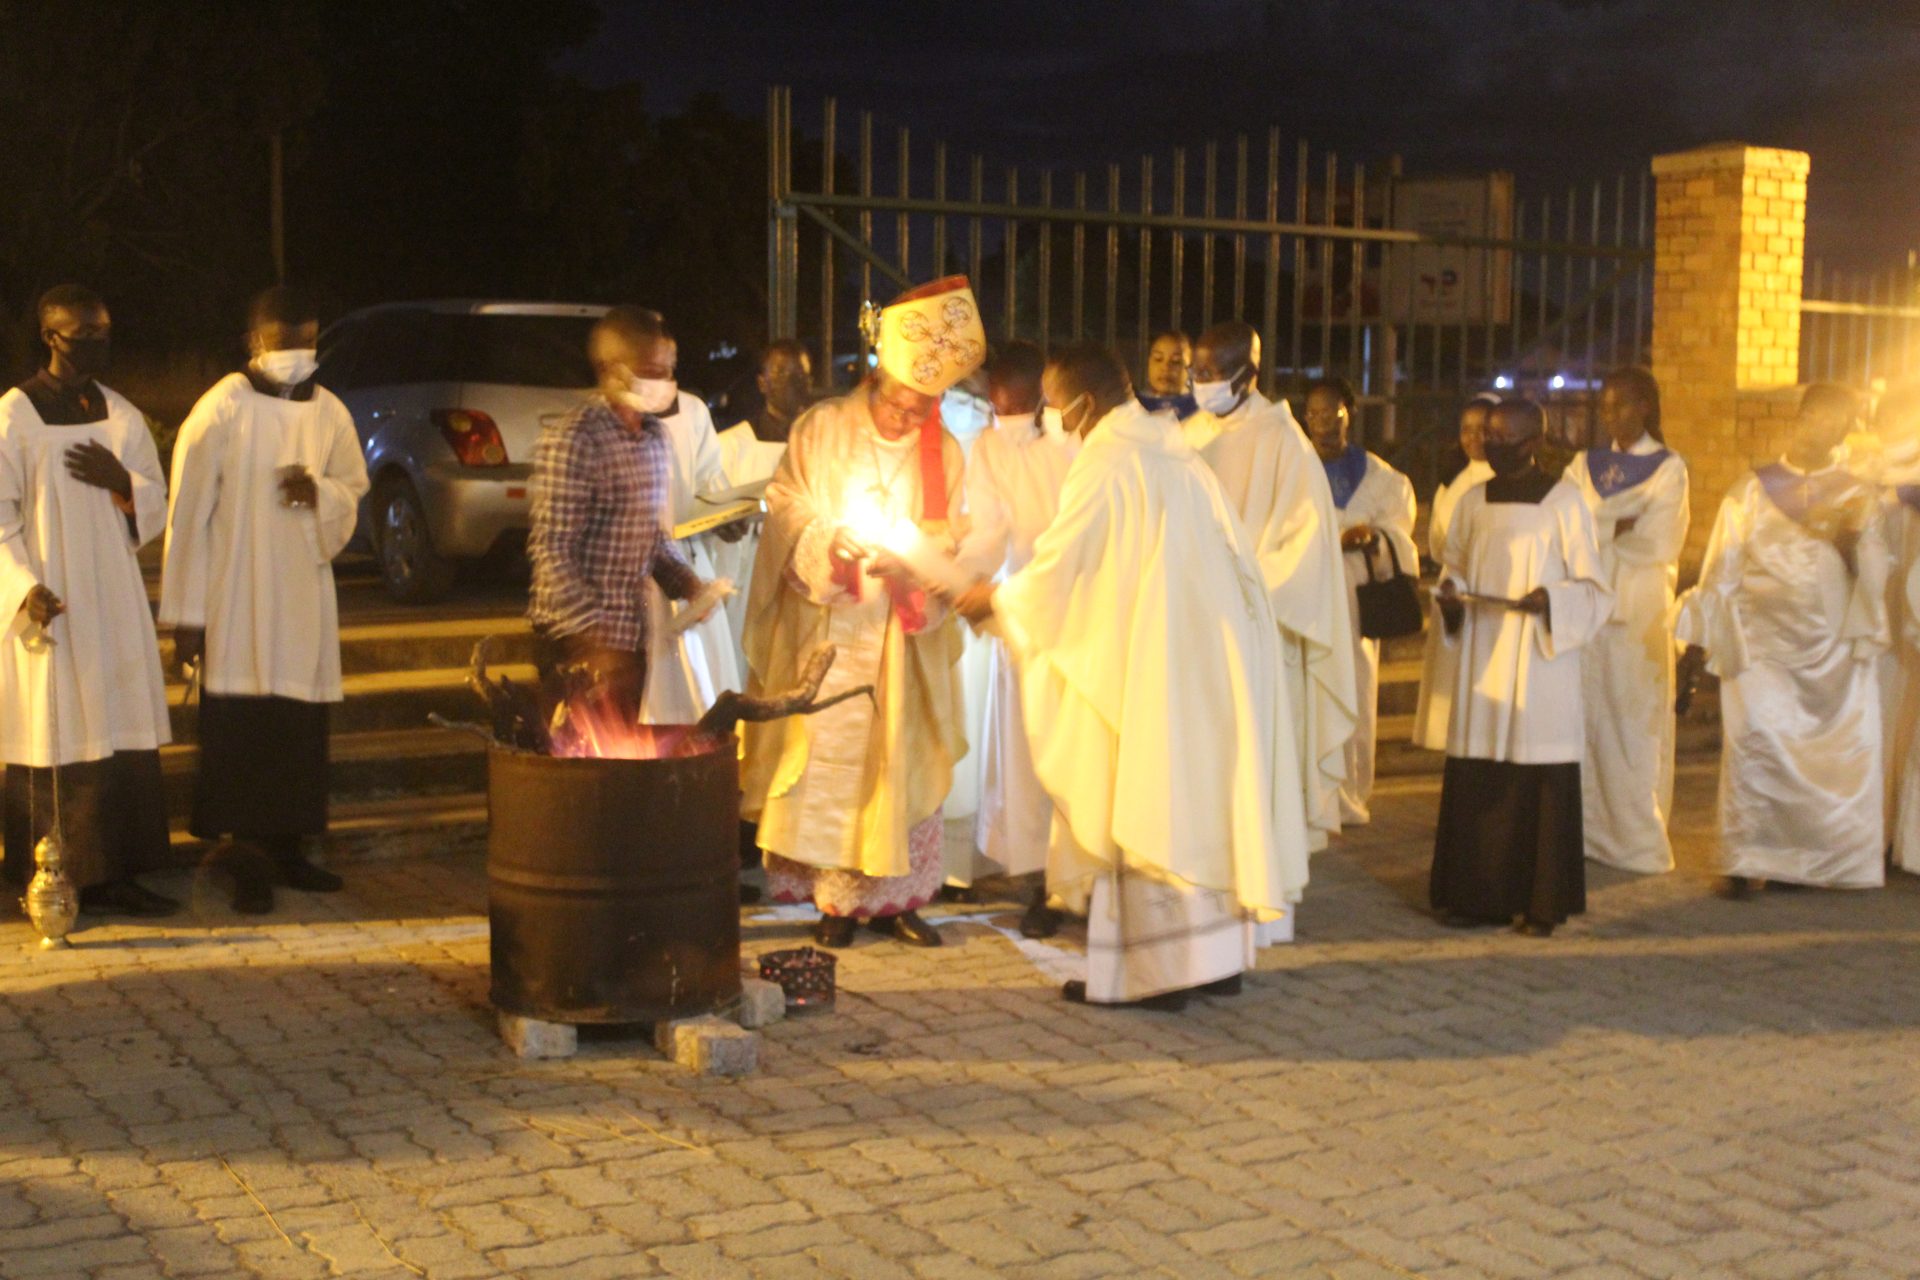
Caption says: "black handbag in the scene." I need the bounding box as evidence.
[1352,535,1426,640]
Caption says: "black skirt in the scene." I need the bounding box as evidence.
[4,751,171,888]
[1430,756,1585,926]
[189,695,330,841]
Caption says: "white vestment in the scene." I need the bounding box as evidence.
[0,385,170,766]
[642,392,741,724]
[993,402,1311,1001]
[1331,451,1417,823]
[1674,465,1888,887]
[1413,459,1493,750]
[1564,439,1689,873]
[1192,390,1356,850]
[955,415,1077,878]
[1439,480,1613,764]
[158,375,370,701]
[1884,490,1920,873]
[712,420,788,678]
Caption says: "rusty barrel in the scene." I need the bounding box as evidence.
[486,737,742,1024]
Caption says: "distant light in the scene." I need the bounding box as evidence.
[867,353,879,368]
[1549,374,1567,390]
[1493,375,1512,390]
[711,341,739,360]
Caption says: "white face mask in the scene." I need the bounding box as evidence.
[1192,373,1246,417]
[1056,393,1093,438]
[254,348,318,387]
[620,376,679,416]
[996,411,1038,437]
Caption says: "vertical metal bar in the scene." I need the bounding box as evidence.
[859,111,874,317]
[766,87,781,345]
[1607,173,1624,370]
[1169,146,1186,335]
[896,126,911,278]
[969,155,984,306]
[1559,187,1575,396]
[1536,193,1550,378]
[1138,155,1154,371]
[1202,141,1218,327]
[819,97,836,387]
[1072,172,1087,341]
[1289,138,1308,383]
[1865,272,1878,385]
[1509,200,1526,371]
[1321,152,1338,395]
[1038,170,1054,353]
[1584,180,1601,402]
[1260,130,1281,389]
[1233,134,1249,320]
[932,141,948,277]
[1005,167,1020,341]
[1350,160,1366,394]
[1106,164,1121,349]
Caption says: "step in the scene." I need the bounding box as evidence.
[159,727,488,822]
[155,615,534,678]
[164,790,488,867]
[165,664,538,739]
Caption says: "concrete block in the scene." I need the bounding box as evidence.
[656,1015,759,1076]
[737,979,787,1029]
[498,1012,577,1060]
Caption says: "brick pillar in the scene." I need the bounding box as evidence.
[1649,143,1809,573]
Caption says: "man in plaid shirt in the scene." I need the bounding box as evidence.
[528,306,714,722]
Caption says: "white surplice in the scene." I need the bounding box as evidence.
[1332,452,1417,823]
[712,420,788,679]
[158,374,370,701]
[1413,459,1493,750]
[955,414,1077,878]
[1674,464,1888,887]
[1882,485,1920,874]
[1439,479,1612,764]
[0,385,170,766]
[1192,390,1356,850]
[641,391,741,724]
[993,401,1310,1001]
[1564,438,1689,873]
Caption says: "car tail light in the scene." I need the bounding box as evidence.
[434,409,509,466]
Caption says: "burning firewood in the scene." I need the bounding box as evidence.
[467,637,554,752]
[689,644,874,744]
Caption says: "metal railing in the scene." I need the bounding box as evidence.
[1800,257,1920,389]
[766,86,1653,489]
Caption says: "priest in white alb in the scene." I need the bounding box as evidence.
[1305,376,1417,825]
[740,278,978,950]
[161,287,370,913]
[955,340,1077,937]
[1413,394,1497,751]
[1185,320,1355,857]
[953,343,1311,1009]
[714,339,813,673]
[1869,384,1920,874]
[1563,367,1688,874]
[1675,383,1889,894]
[1,285,177,919]
[1430,398,1611,936]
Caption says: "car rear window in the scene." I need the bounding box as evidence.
[426,314,598,388]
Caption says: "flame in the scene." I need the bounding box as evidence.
[841,495,918,556]
[548,683,689,760]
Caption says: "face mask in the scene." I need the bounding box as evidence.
[621,376,678,416]
[1056,394,1093,438]
[254,348,318,387]
[1192,368,1246,417]
[51,333,110,379]
[996,411,1038,437]
[1038,408,1065,438]
[1483,439,1533,477]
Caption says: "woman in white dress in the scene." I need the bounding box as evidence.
[1563,368,1689,873]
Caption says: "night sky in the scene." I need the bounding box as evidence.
[562,0,1920,273]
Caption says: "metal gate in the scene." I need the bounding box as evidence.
[765,86,1653,490]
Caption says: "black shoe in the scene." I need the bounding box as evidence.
[271,845,343,893]
[1199,973,1243,997]
[739,882,763,905]
[79,879,180,919]
[936,884,980,904]
[813,914,856,948]
[1717,876,1754,900]
[1060,979,1189,1011]
[1019,899,1061,939]
[1437,911,1497,929]
[869,910,942,947]
[1514,921,1556,938]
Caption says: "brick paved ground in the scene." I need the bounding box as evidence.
[3,762,1919,1279]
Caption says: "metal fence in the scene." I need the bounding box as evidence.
[1800,256,1920,390]
[765,86,1654,490]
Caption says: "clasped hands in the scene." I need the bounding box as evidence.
[828,525,915,590]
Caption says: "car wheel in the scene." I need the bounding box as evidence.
[373,476,457,603]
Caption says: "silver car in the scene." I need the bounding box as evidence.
[317,300,607,602]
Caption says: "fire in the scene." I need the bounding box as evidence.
[841,494,918,556]
[548,684,693,760]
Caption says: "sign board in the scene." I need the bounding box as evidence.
[1387,173,1514,325]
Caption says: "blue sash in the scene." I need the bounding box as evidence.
[1755,462,1865,528]
[1324,443,1368,510]
[1137,391,1198,421]
[1586,445,1670,498]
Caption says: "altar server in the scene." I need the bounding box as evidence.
[1412,394,1497,750]
[1430,398,1611,936]
[1675,383,1889,894]
[162,287,370,913]
[954,343,1310,1007]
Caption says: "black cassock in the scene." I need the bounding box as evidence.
[189,695,329,842]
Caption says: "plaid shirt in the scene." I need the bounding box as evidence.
[528,399,698,651]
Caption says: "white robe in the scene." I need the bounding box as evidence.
[1884,491,1920,874]
[1675,465,1888,887]
[1193,390,1357,850]
[993,402,1311,1001]
[712,420,788,679]
[158,375,370,702]
[1439,480,1612,764]
[955,415,1077,878]
[0,385,170,767]
[1413,459,1493,750]
[1563,439,1689,873]
[641,392,741,724]
[1332,452,1418,823]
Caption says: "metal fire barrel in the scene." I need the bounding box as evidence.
[486,738,742,1024]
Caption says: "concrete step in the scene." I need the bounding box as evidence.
[164,790,488,867]
[159,727,487,822]
[157,615,534,678]
[165,663,537,740]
